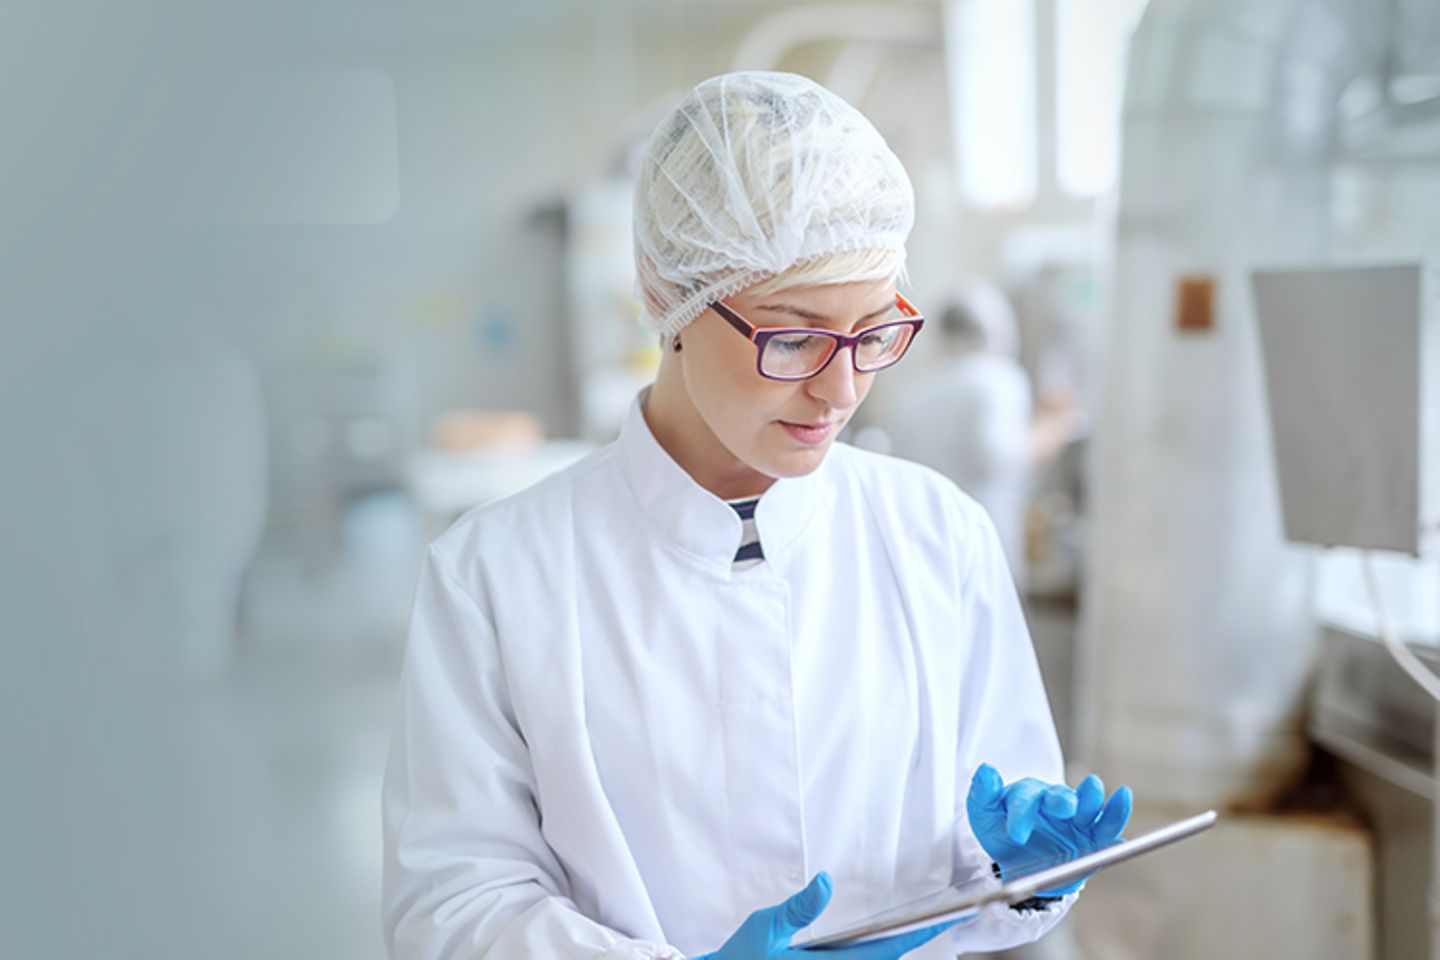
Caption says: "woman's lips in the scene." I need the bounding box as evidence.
[779,420,837,445]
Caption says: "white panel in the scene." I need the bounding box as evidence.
[1252,262,1435,554]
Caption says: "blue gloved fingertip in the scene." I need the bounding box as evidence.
[967,763,1004,806]
[1041,785,1079,818]
[1109,785,1134,816]
[801,870,832,904]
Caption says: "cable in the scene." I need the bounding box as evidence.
[1361,549,1440,703]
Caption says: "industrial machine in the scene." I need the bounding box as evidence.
[1079,1,1440,957]
[1253,261,1439,959]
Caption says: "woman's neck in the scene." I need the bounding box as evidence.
[643,361,776,501]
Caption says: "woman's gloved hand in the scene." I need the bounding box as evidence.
[690,871,957,959]
[965,763,1133,897]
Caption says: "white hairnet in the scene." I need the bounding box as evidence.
[632,71,915,337]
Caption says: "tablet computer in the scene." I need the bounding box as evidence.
[791,809,1218,949]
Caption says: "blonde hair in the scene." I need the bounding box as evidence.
[746,247,907,298]
[660,248,907,347]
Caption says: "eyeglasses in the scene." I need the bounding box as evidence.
[709,293,926,382]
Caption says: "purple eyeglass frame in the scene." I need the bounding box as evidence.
[708,292,926,382]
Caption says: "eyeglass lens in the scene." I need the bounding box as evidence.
[760,317,916,378]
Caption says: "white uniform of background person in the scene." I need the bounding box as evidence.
[383,73,1085,960]
[885,284,1033,585]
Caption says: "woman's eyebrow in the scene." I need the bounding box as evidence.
[753,301,895,323]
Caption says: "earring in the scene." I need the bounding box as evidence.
[672,336,683,353]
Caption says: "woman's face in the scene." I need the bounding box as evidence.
[674,277,896,491]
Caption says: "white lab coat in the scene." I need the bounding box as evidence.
[383,391,1072,959]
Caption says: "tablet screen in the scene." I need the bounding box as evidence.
[792,810,1218,948]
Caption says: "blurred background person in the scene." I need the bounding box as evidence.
[883,282,1033,585]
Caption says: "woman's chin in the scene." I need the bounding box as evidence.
[759,443,832,479]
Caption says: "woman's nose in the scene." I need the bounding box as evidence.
[806,346,859,409]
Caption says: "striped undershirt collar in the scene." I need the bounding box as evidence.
[619,389,822,568]
[725,497,764,570]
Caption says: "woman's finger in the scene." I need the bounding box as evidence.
[1003,780,1045,844]
[1072,775,1105,827]
[1092,786,1133,845]
[1039,784,1078,821]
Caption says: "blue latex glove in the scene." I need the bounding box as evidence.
[965,763,1133,897]
[691,871,957,959]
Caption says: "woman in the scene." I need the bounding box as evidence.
[382,72,1130,960]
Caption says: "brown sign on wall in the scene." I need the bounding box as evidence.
[1176,275,1217,332]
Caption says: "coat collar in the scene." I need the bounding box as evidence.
[617,388,824,573]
